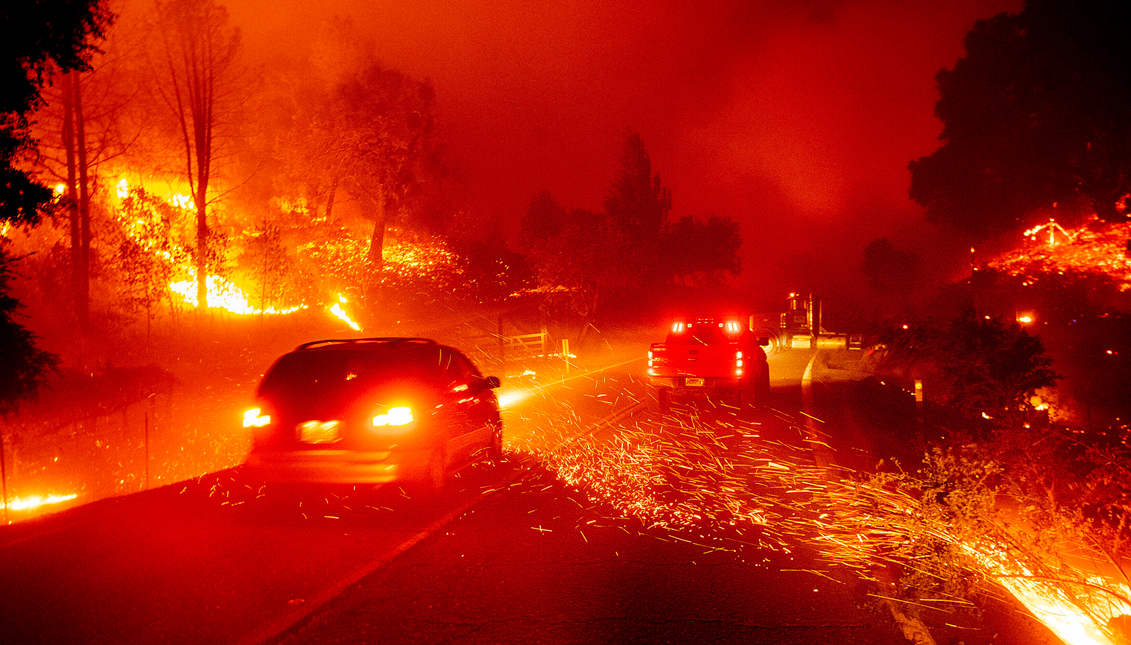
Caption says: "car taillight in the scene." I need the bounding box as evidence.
[370,405,416,435]
[735,351,744,377]
[243,407,272,428]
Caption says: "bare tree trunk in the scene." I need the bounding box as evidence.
[368,185,387,264]
[195,192,208,310]
[73,71,91,331]
[194,110,210,311]
[61,74,80,326]
[324,180,337,225]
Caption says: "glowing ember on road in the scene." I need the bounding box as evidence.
[513,386,1130,645]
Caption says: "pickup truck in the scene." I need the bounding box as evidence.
[647,316,770,411]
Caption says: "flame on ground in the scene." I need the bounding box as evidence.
[990,217,1131,291]
[169,270,305,315]
[2,493,78,512]
[328,295,362,331]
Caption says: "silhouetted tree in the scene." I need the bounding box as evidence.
[910,0,1131,241]
[1,0,111,410]
[665,215,742,286]
[523,134,742,317]
[34,30,140,330]
[0,256,61,415]
[603,130,671,284]
[862,237,922,315]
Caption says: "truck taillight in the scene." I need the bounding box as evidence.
[735,350,744,376]
[671,322,685,334]
[725,320,742,334]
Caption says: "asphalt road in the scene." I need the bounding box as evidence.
[0,348,1057,645]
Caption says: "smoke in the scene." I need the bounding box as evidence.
[145,0,1022,295]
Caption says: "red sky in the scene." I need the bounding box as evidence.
[187,0,1023,297]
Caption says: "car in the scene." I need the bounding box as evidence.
[243,337,503,497]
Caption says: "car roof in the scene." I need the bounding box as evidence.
[294,337,438,352]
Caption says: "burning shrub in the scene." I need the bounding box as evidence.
[877,308,1057,430]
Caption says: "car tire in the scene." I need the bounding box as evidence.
[744,371,770,408]
[651,386,672,413]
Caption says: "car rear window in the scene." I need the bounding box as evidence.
[258,350,436,399]
[665,323,730,345]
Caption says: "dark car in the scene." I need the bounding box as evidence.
[243,338,502,495]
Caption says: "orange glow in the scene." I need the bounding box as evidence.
[1024,218,1076,248]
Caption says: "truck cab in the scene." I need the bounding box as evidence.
[647,316,770,411]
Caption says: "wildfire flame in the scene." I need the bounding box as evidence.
[1,493,78,512]
[169,269,305,315]
[328,294,362,331]
[991,217,1131,291]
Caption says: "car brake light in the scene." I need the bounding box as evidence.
[372,406,414,427]
[671,322,685,334]
[243,407,271,428]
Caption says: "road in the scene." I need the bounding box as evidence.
[0,347,1054,645]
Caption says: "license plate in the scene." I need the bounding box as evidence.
[685,377,705,387]
[299,420,341,444]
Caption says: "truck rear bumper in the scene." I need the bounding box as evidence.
[649,375,745,392]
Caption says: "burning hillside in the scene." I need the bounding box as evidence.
[988,218,1131,292]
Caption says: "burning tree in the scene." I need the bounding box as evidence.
[107,187,192,331]
[235,222,294,315]
[288,63,442,265]
[149,0,244,310]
